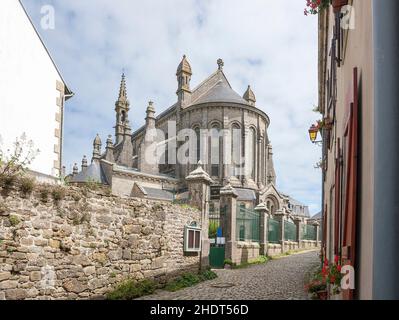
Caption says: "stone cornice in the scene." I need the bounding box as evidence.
[113,166,180,185]
[182,102,270,126]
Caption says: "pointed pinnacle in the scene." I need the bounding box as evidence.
[118,73,127,101]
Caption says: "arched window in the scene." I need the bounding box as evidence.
[194,127,201,163]
[164,132,169,166]
[231,124,242,178]
[247,127,256,180]
[210,124,221,177]
[121,110,126,123]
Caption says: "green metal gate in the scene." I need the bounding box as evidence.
[209,205,226,268]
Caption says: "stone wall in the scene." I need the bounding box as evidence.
[0,185,201,300]
[233,242,260,264]
[267,241,320,257]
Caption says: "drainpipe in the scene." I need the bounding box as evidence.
[373,0,399,300]
[60,91,74,178]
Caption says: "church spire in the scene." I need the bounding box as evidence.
[176,55,192,106]
[115,72,130,144]
[118,73,128,102]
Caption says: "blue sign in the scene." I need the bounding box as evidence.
[217,227,222,237]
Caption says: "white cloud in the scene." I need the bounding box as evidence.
[21,0,321,213]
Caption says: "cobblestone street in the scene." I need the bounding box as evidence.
[138,250,320,300]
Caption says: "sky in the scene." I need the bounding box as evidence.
[21,0,322,215]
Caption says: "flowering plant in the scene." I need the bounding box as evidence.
[305,266,327,299]
[321,256,344,295]
[304,0,330,15]
[306,255,343,299]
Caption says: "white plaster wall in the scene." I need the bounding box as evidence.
[0,0,64,177]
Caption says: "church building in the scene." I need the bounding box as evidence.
[70,56,308,218]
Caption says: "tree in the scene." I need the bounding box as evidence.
[0,133,40,182]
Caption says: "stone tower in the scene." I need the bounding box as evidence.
[138,101,159,175]
[114,73,130,144]
[92,134,102,162]
[176,55,192,106]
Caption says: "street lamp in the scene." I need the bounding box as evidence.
[308,124,322,146]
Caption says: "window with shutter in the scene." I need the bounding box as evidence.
[184,225,202,253]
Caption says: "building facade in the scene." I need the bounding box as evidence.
[0,0,72,179]
[318,0,399,300]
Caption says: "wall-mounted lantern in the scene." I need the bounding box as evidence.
[308,124,319,144]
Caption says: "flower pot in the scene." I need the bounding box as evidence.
[332,0,349,13]
[330,293,342,300]
[317,290,328,300]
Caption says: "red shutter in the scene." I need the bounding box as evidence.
[322,204,328,260]
[342,68,359,300]
[334,139,341,255]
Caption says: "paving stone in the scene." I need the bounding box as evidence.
[137,251,320,300]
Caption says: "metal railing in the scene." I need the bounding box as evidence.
[236,206,260,242]
[302,224,317,241]
[268,218,281,244]
[284,220,297,241]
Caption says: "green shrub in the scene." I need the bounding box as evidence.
[223,259,234,266]
[19,177,35,196]
[198,270,218,281]
[0,201,9,215]
[232,255,269,269]
[72,192,81,202]
[106,279,156,300]
[165,273,200,292]
[104,188,112,197]
[85,178,100,191]
[209,221,219,239]
[9,215,20,227]
[51,186,66,202]
[0,174,17,190]
[165,270,217,292]
[39,187,50,203]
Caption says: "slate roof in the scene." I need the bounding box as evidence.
[285,195,310,217]
[311,212,322,220]
[141,186,174,201]
[234,188,257,201]
[70,161,108,184]
[192,80,248,105]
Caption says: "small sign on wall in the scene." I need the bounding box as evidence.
[216,237,225,245]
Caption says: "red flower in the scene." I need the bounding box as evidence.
[337,265,342,272]
[334,255,339,264]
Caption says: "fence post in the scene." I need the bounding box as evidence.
[255,203,269,256]
[274,210,286,253]
[294,217,303,247]
[220,183,238,264]
[313,221,320,246]
[186,161,213,270]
